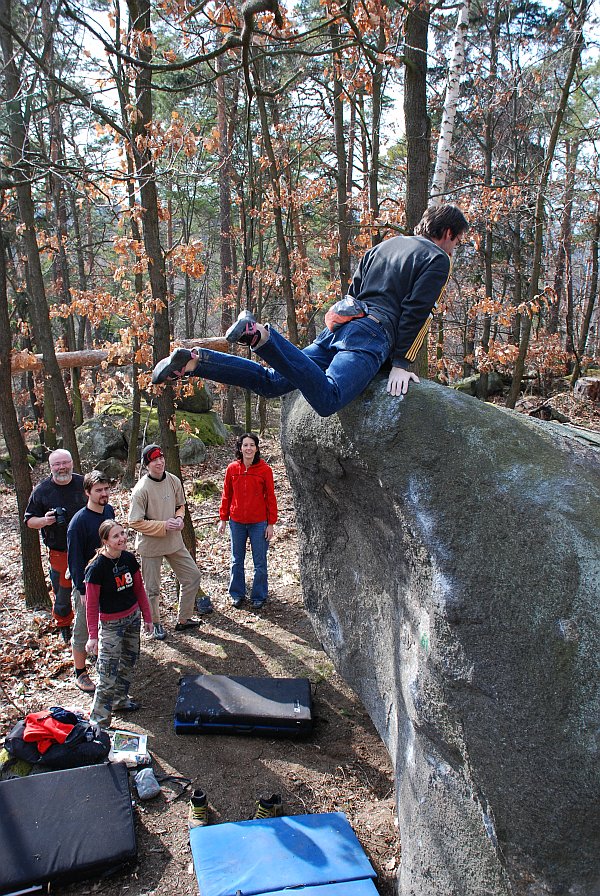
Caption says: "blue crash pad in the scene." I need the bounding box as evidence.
[189,811,376,896]
[259,881,379,896]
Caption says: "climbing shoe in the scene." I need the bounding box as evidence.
[252,793,284,819]
[151,347,196,384]
[225,310,262,349]
[188,789,209,828]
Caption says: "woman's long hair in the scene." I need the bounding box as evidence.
[235,432,261,464]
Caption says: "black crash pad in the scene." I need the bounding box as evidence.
[0,761,136,895]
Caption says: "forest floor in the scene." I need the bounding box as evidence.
[0,424,399,896]
[0,387,597,896]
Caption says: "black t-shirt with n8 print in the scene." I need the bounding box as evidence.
[85,550,140,616]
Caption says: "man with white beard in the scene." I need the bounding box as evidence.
[25,449,86,643]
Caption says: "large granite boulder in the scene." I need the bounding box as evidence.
[76,414,128,468]
[174,381,214,414]
[281,375,600,896]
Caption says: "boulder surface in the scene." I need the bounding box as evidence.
[281,376,600,896]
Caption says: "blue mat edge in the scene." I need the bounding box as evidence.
[190,811,377,896]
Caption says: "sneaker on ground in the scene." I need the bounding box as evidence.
[253,793,284,819]
[75,671,96,694]
[151,346,195,384]
[188,789,209,829]
[225,310,261,348]
[153,622,167,640]
[114,698,141,712]
[174,619,201,631]
[59,625,72,644]
[195,595,213,615]
[231,596,244,608]
[252,599,266,610]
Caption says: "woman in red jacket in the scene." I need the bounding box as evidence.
[218,433,278,609]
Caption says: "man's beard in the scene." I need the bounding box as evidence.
[53,471,72,484]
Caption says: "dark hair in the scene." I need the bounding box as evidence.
[235,432,261,464]
[414,204,469,240]
[83,470,110,493]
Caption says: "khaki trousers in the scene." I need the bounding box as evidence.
[140,548,201,624]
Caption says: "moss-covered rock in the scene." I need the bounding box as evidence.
[175,381,213,414]
[76,415,128,468]
[191,479,220,501]
[96,401,227,447]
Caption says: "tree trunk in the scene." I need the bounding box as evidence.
[404,0,431,232]
[430,0,470,202]
[254,89,298,343]
[0,0,80,465]
[576,196,599,360]
[126,0,194,555]
[10,340,228,373]
[217,53,237,424]
[368,22,386,241]
[563,140,578,362]
[478,0,499,401]
[506,0,588,409]
[549,238,565,335]
[329,22,351,294]
[0,222,50,609]
[41,0,83,427]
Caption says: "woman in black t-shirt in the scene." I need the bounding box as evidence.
[85,520,153,729]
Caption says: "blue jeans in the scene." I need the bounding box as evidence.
[191,318,390,417]
[229,521,269,604]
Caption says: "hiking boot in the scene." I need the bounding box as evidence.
[252,793,284,819]
[114,698,141,713]
[195,595,213,615]
[153,623,167,640]
[151,347,196,384]
[75,671,95,694]
[188,789,209,829]
[225,310,262,348]
[59,625,72,644]
[175,619,201,631]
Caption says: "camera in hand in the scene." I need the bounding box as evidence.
[53,506,67,526]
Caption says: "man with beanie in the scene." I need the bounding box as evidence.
[128,444,212,639]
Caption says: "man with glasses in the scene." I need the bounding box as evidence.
[152,204,469,417]
[25,449,86,642]
[66,470,115,694]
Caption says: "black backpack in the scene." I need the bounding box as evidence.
[4,708,110,770]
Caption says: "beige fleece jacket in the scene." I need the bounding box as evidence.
[128,471,187,558]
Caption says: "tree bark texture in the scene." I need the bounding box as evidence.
[329,22,351,294]
[507,1,588,408]
[0,223,50,610]
[125,0,191,531]
[403,0,431,232]
[0,0,80,465]
[430,0,470,202]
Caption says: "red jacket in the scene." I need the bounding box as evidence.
[219,459,278,525]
